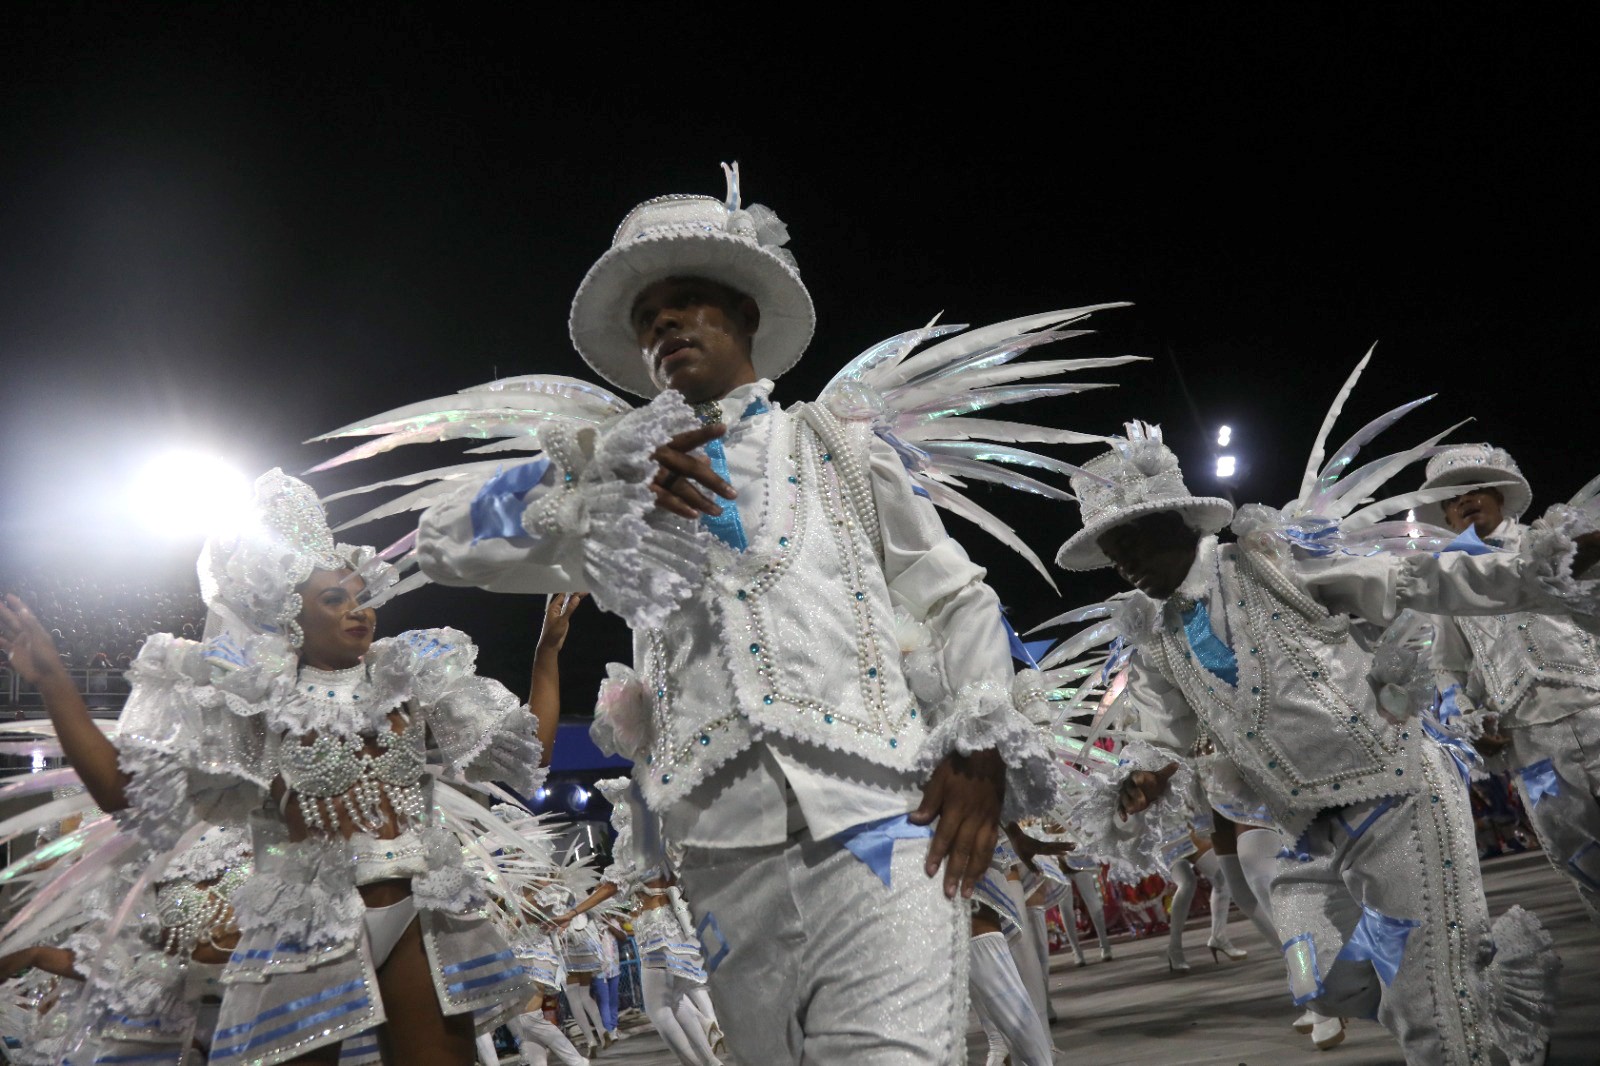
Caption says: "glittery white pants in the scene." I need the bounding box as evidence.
[678,833,969,1065]
[1509,710,1600,926]
[1271,746,1497,1066]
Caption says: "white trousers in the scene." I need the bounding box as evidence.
[1509,711,1600,926]
[1271,745,1555,1065]
[678,833,969,1065]
[508,1011,588,1066]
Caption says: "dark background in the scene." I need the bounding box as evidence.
[2,5,1595,706]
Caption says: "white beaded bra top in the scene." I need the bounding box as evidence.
[275,663,427,837]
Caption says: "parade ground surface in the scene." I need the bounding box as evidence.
[568,850,1598,1065]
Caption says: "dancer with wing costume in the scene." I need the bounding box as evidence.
[308,163,1144,1063]
[1048,354,1600,1064]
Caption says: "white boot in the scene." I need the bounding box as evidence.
[1309,1014,1346,1051]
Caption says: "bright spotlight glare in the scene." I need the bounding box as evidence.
[30,749,45,773]
[1216,456,1236,478]
[130,451,251,538]
[1216,425,1232,447]
[1405,509,1417,523]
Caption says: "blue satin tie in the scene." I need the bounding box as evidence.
[1182,601,1239,686]
[695,397,769,551]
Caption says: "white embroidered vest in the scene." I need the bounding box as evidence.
[1136,542,1421,837]
[631,404,925,811]
[1456,610,1600,715]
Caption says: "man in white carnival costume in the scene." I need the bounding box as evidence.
[1058,423,1600,1066]
[415,169,1063,1063]
[1421,443,1600,928]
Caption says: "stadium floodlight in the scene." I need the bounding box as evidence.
[1217,425,1232,447]
[569,784,591,812]
[130,450,251,538]
[1216,456,1236,478]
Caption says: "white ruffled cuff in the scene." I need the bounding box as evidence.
[1059,740,1196,879]
[523,391,710,630]
[460,704,547,795]
[913,679,1062,823]
[1522,505,1600,614]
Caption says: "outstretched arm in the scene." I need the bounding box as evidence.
[0,945,83,982]
[547,879,621,927]
[529,593,585,767]
[0,596,130,812]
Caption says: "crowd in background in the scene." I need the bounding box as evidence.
[0,571,204,672]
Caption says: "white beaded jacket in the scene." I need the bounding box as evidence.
[1113,531,1585,839]
[418,382,1058,832]
[1431,520,1600,729]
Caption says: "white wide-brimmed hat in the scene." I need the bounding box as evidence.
[1416,443,1532,526]
[568,163,815,399]
[1055,422,1235,571]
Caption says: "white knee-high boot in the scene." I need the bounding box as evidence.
[478,1031,501,1065]
[969,932,1053,1066]
[641,967,720,1066]
[1235,828,1281,931]
[1026,907,1059,1021]
[1060,890,1087,964]
[1167,859,1196,971]
[563,983,602,1048]
[1071,868,1113,959]
[1196,850,1247,960]
[1216,852,1279,945]
[1002,879,1050,1033]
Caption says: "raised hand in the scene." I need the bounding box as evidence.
[649,425,736,519]
[910,748,1007,899]
[537,592,587,653]
[1117,761,1180,820]
[0,595,68,685]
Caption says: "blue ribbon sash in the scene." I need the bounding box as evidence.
[833,812,934,888]
[1520,758,1561,807]
[1335,905,1421,987]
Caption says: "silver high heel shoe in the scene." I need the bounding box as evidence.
[1207,934,1248,962]
[1165,944,1190,973]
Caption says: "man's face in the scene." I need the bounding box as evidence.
[631,277,760,404]
[1441,486,1505,538]
[1097,511,1203,600]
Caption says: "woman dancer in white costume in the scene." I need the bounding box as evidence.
[0,470,557,1066]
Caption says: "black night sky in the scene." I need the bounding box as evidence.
[2,6,1597,705]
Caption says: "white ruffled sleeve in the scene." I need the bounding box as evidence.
[864,439,1061,821]
[417,390,711,630]
[377,628,547,795]
[1298,519,1600,624]
[113,634,269,848]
